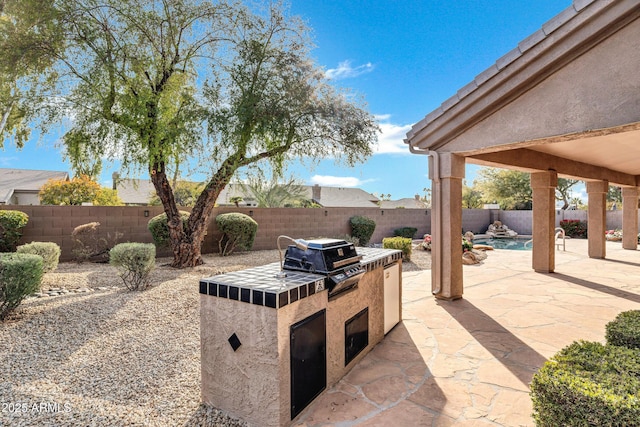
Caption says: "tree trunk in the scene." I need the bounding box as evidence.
[170,232,205,268]
[151,151,239,268]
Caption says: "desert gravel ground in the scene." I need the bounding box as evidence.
[0,247,430,427]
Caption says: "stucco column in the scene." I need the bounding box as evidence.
[622,187,639,250]
[587,180,608,259]
[531,171,557,273]
[430,152,465,300]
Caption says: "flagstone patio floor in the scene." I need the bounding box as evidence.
[294,238,640,426]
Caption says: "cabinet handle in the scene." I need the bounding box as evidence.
[385,272,390,279]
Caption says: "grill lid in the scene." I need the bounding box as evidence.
[283,239,361,274]
[304,238,349,249]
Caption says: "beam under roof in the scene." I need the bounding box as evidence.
[468,148,638,187]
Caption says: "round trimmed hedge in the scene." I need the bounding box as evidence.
[147,211,190,247]
[110,243,156,291]
[382,237,412,261]
[215,213,258,256]
[349,215,375,246]
[393,227,417,239]
[17,241,61,273]
[530,340,640,426]
[605,310,640,350]
[1,253,44,320]
[0,210,29,252]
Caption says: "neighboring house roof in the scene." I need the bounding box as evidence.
[115,178,382,208]
[308,185,379,208]
[0,188,14,205]
[115,179,157,205]
[379,197,429,209]
[217,184,258,206]
[219,183,380,207]
[115,180,255,206]
[0,168,69,204]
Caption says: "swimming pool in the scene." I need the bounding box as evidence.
[473,237,533,251]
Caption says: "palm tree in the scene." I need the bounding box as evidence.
[241,174,308,207]
[229,196,243,207]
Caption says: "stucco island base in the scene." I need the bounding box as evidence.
[200,248,402,427]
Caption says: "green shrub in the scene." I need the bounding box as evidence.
[606,310,640,350]
[215,213,258,256]
[17,242,60,273]
[559,219,587,238]
[393,227,418,239]
[0,210,29,252]
[109,243,156,291]
[0,253,44,320]
[147,211,190,248]
[350,216,376,246]
[530,340,640,426]
[382,237,412,261]
[462,237,473,252]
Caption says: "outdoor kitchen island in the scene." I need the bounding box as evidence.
[199,244,403,427]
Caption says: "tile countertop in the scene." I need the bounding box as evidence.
[199,247,402,309]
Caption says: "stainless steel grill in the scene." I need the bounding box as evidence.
[283,238,365,298]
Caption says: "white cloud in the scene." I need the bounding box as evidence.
[373,120,413,155]
[374,114,391,121]
[310,175,374,187]
[574,185,588,203]
[326,61,374,80]
[0,156,19,167]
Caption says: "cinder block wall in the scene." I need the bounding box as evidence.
[2,206,433,261]
[462,209,492,234]
[3,205,170,261]
[556,209,640,231]
[497,210,534,235]
[3,205,632,262]
[206,207,433,252]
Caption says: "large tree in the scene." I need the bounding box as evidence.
[462,181,483,209]
[476,168,533,210]
[555,178,580,210]
[0,0,61,145]
[3,0,378,267]
[475,167,583,210]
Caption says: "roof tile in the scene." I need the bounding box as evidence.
[440,93,460,112]
[421,106,445,127]
[496,46,523,70]
[518,29,547,54]
[542,6,578,35]
[457,80,478,100]
[573,0,597,13]
[474,64,500,86]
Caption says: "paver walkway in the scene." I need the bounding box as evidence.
[294,239,640,426]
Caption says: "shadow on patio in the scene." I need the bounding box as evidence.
[296,240,640,426]
[294,322,445,426]
[439,298,547,387]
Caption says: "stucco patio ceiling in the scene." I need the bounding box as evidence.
[406,0,640,187]
[465,123,640,185]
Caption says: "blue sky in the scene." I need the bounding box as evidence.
[1,0,575,200]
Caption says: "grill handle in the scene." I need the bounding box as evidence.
[332,255,363,269]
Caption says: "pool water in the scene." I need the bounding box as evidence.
[473,238,533,251]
